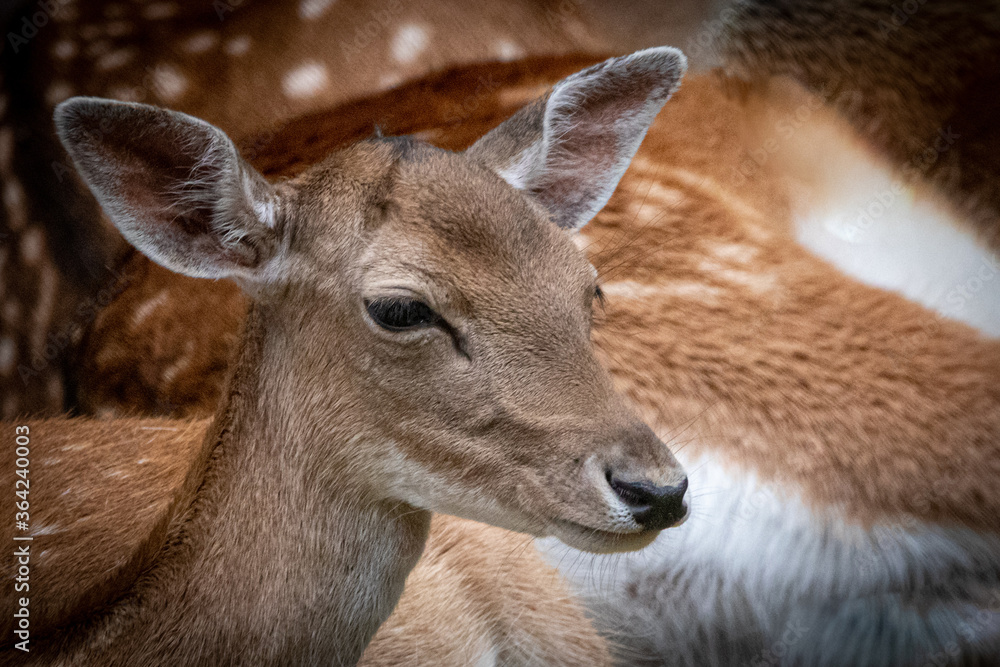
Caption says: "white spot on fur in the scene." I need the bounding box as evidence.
[52,40,78,60]
[162,339,196,385]
[96,48,134,71]
[19,227,44,266]
[298,0,336,20]
[390,23,428,64]
[282,61,329,99]
[790,147,1000,337]
[709,242,758,264]
[151,63,187,102]
[378,73,402,90]
[131,290,169,329]
[183,30,218,54]
[602,279,722,302]
[0,337,15,376]
[31,524,61,536]
[697,259,776,293]
[142,2,177,20]
[45,81,74,106]
[4,180,26,231]
[223,35,251,56]
[494,39,523,62]
[47,374,62,403]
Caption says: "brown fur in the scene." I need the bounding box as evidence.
[0,49,688,663]
[79,58,1000,532]
[0,418,608,665]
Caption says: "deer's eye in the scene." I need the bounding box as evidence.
[365,297,439,331]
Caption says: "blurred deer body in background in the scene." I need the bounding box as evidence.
[0,49,691,664]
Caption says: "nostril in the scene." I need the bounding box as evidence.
[608,473,688,530]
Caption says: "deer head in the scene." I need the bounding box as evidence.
[54,47,689,555]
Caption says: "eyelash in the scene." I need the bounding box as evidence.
[365,297,470,358]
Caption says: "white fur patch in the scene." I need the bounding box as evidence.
[151,63,188,102]
[95,48,134,71]
[390,23,429,64]
[4,180,26,231]
[494,39,523,62]
[183,31,218,54]
[298,0,336,20]
[774,109,1000,338]
[539,452,1000,664]
[131,290,169,329]
[793,163,1000,337]
[601,279,722,302]
[52,40,78,60]
[19,227,44,266]
[282,62,329,99]
[223,35,251,57]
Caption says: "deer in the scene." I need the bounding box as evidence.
[0,0,718,420]
[0,47,692,664]
[57,2,1000,664]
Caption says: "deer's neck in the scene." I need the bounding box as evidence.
[87,305,430,664]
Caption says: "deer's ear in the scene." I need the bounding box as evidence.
[54,97,283,282]
[467,47,686,231]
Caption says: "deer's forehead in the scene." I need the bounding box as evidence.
[387,150,586,271]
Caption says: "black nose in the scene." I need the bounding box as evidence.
[608,473,688,530]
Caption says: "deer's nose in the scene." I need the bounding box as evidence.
[608,473,688,530]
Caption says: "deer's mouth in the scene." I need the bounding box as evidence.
[550,518,663,554]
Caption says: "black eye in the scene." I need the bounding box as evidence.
[365,297,438,331]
